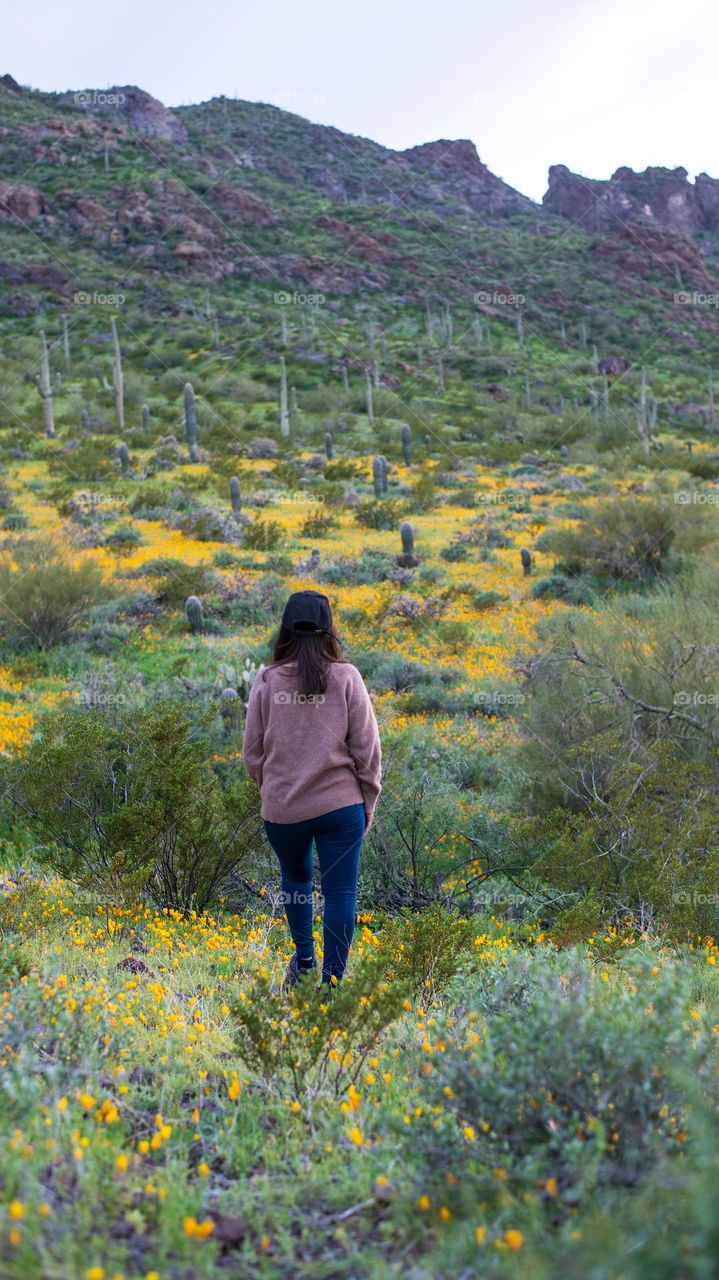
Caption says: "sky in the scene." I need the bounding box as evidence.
[4,0,719,201]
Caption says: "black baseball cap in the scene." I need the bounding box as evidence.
[281,590,332,634]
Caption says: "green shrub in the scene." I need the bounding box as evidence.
[411,948,713,1208]
[5,701,263,911]
[0,538,109,649]
[541,494,715,580]
[132,557,216,606]
[243,518,283,549]
[355,499,403,530]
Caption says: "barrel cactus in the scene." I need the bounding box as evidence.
[185,595,203,633]
[230,475,241,514]
[118,442,130,473]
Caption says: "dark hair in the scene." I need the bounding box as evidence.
[264,618,345,696]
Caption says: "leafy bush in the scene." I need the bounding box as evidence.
[231,948,410,1098]
[132,557,216,606]
[243,518,283,549]
[355,499,403,530]
[0,538,109,649]
[5,701,263,911]
[300,508,338,537]
[540,494,715,580]
[411,948,713,1207]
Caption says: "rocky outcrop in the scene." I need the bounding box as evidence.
[544,163,719,241]
[71,85,187,143]
[0,181,49,219]
[401,139,534,215]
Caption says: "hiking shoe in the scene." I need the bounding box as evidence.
[282,953,317,991]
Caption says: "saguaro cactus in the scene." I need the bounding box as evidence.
[141,404,151,437]
[61,312,70,372]
[520,548,532,577]
[118,442,130,473]
[365,368,374,425]
[280,356,289,437]
[186,595,203,634]
[110,317,124,429]
[230,475,241,513]
[36,330,54,437]
[401,521,414,555]
[372,455,383,498]
[379,455,389,493]
[184,382,198,462]
[80,407,90,431]
[401,423,412,465]
[324,432,334,460]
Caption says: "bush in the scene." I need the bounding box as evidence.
[231,947,410,1098]
[411,948,713,1208]
[541,494,715,580]
[0,538,109,649]
[132,557,216,606]
[243,518,283,549]
[5,701,263,911]
[355,499,403,530]
[300,508,338,537]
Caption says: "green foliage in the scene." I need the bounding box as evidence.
[5,701,263,911]
[541,494,716,581]
[134,557,216,606]
[355,499,403,530]
[231,947,410,1097]
[300,507,338,537]
[411,949,713,1207]
[0,538,109,649]
[243,518,283,549]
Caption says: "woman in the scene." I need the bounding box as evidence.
[243,590,381,988]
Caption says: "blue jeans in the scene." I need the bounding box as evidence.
[264,803,366,983]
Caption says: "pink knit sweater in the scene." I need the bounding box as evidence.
[242,660,382,824]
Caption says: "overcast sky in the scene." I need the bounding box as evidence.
[5,0,718,200]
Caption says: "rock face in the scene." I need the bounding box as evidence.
[543,163,719,241]
[72,85,187,143]
[0,181,50,219]
[401,139,534,215]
